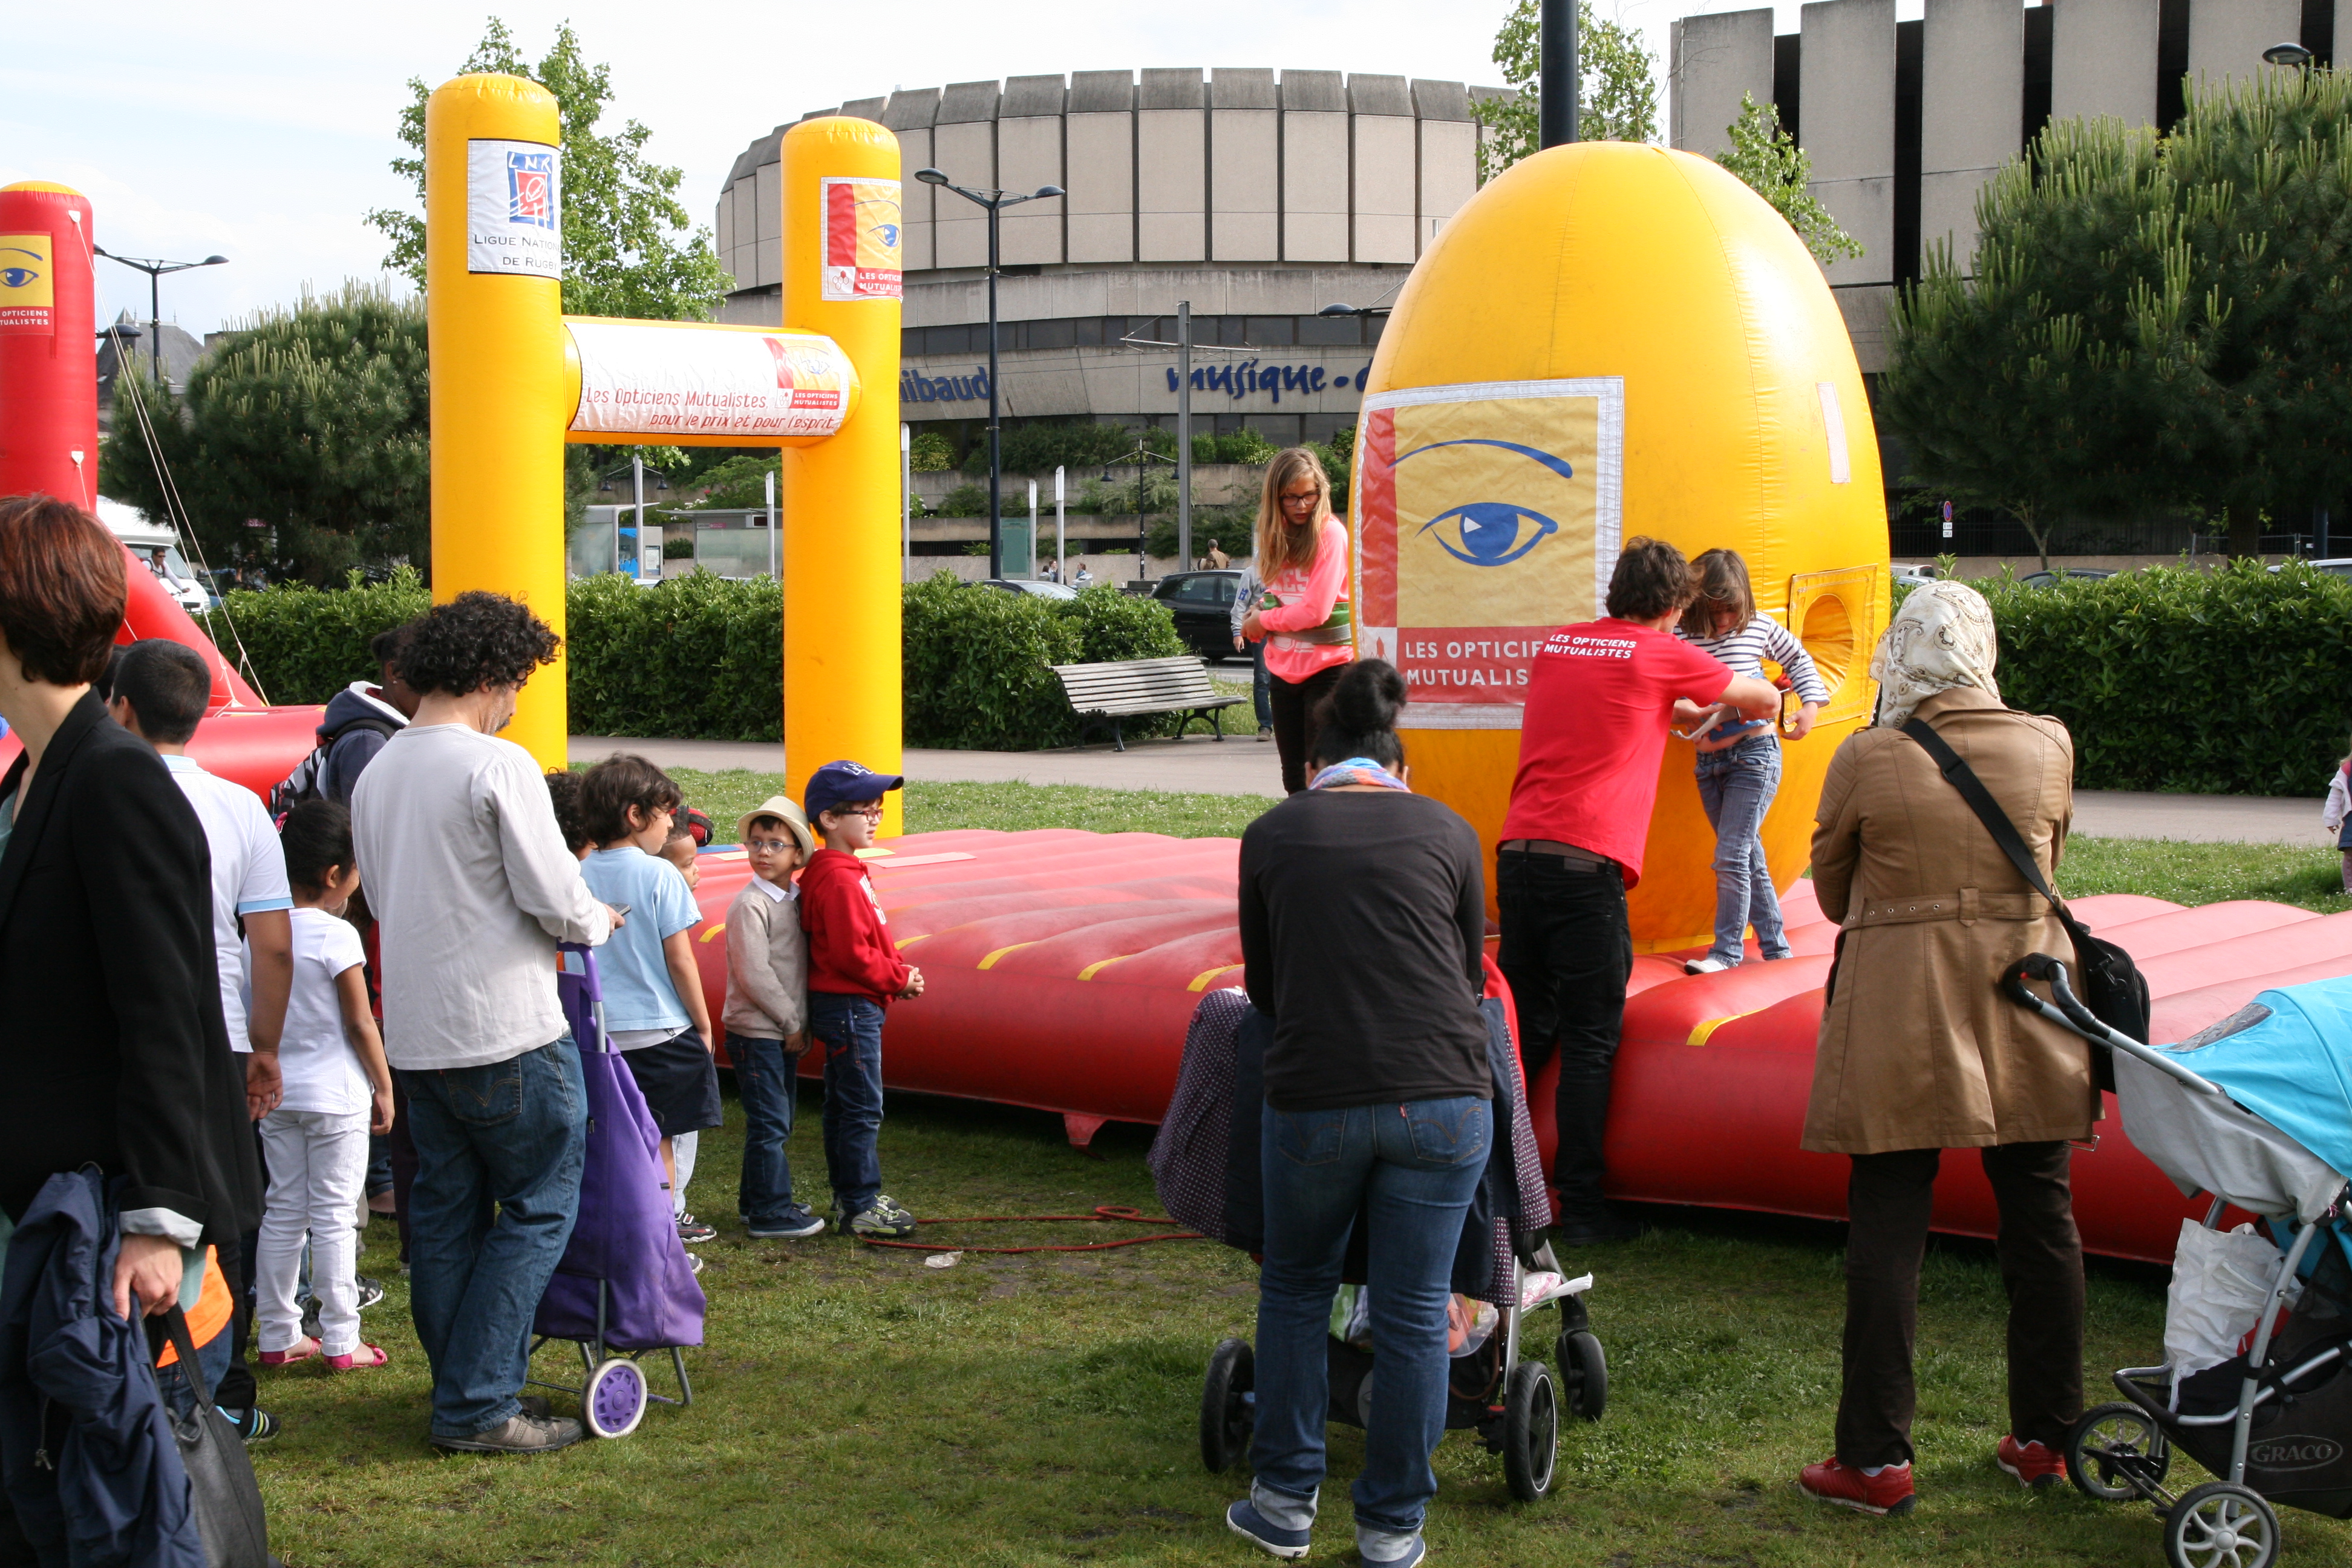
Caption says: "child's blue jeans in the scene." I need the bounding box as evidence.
[729,1031,812,1226]
[1694,734,1789,964]
[808,993,886,1217]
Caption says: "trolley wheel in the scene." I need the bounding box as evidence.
[1501,1359,1559,1502]
[1200,1338,1254,1474]
[2164,1481,2279,1568]
[1556,1328,1607,1423]
[2066,1402,2171,1502]
[582,1356,648,1440]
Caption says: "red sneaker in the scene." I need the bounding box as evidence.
[1996,1434,2066,1489]
[1798,1457,1916,1516]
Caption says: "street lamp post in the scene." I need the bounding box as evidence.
[914,168,1063,580]
[91,248,227,387]
[1100,442,1176,585]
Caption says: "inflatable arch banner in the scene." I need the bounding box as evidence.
[1353,141,1893,949]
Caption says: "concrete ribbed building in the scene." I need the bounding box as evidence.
[1670,0,2336,375]
[713,70,1499,449]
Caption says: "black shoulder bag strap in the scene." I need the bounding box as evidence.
[1900,717,2148,1085]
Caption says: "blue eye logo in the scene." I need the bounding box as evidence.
[1397,438,1575,568]
[0,268,36,290]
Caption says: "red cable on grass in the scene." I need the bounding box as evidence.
[852,1203,1206,1255]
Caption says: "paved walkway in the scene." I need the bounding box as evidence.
[573,737,2325,841]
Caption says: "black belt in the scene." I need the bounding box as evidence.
[1498,838,1615,872]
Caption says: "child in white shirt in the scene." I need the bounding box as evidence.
[255,800,394,1371]
[2321,754,2352,892]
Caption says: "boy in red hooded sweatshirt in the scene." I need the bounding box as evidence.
[800,761,926,1238]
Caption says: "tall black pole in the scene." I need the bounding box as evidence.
[985,199,1003,582]
[1176,301,1192,570]
[150,270,163,385]
[1540,0,1579,148]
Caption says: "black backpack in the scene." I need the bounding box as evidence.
[268,714,398,818]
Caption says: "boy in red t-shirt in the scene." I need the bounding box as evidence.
[1497,538,1780,1245]
[799,760,926,1238]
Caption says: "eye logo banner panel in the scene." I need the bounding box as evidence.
[1356,379,1624,727]
[0,234,53,335]
[819,177,903,302]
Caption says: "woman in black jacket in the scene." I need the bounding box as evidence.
[0,495,260,1315]
[1227,661,1493,1568]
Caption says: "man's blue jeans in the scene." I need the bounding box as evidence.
[1694,735,1789,965]
[730,1031,811,1224]
[1251,1096,1492,1538]
[1250,638,1273,729]
[809,993,886,1217]
[399,1037,585,1439]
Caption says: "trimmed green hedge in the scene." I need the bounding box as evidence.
[205,569,1186,750]
[1974,561,2352,795]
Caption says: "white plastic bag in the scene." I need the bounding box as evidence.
[2165,1220,2299,1379]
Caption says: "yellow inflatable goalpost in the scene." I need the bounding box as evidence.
[425,74,903,829]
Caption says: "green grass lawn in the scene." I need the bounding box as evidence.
[269,777,2352,1564]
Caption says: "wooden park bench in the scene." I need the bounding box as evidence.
[1049,655,1246,752]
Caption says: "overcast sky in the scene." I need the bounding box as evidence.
[2,0,1860,339]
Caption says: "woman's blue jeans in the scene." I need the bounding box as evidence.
[1251,1096,1491,1537]
[1694,734,1788,964]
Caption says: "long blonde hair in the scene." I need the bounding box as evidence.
[1253,447,1333,584]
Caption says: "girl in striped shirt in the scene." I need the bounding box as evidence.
[1674,549,1831,975]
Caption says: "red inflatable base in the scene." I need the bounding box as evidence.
[681,831,2352,1264]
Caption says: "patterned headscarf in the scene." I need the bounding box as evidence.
[1871,580,2002,729]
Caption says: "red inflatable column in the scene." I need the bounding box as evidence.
[0,181,97,508]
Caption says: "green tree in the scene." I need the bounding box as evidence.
[1884,68,2352,561]
[1472,0,1660,182]
[1714,94,1865,267]
[366,18,731,322]
[100,286,430,584]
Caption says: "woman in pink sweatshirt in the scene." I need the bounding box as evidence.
[1239,448,1355,793]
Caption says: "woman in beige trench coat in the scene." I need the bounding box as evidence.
[1794,581,2101,1518]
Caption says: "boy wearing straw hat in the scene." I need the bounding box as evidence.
[725,796,824,1240]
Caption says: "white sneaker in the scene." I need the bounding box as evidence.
[1684,956,1736,975]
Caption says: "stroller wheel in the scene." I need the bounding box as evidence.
[1556,1329,1607,1423]
[2164,1481,2278,1568]
[1501,1360,1559,1502]
[583,1357,648,1440]
[1200,1338,1255,1474]
[2066,1402,2170,1502]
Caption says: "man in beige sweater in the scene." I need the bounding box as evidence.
[724,796,821,1240]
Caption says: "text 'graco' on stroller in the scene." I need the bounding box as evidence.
[2006,955,2352,1568]
[1150,976,1604,1504]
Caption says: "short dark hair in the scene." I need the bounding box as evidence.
[280,799,354,894]
[113,639,211,745]
[1605,537,1696,622]
[369,621,415,668]
[394,592,558,697]
[658,829,697,871]
[580,754,682,845]
[544,769,592,854]
[1308,659,1408,770]
[0,496,127,687]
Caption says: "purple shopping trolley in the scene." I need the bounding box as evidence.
[529,943,706,1438]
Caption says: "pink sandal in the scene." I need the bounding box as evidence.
[326,1343,388,1371]
[258,1336,318,1368]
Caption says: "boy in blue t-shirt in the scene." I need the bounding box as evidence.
[577,756,719,1249]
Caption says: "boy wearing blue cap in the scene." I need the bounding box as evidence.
[800,760,926,1238]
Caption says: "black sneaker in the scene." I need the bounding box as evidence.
[355,1275,385,1312]
[431,1413,584,1455]
[1553,1209,1641,1246]
[745,1207,827,1240]
[676,1212,717,1245]
[687,1252,705,1276]
[224,1407,279,1444]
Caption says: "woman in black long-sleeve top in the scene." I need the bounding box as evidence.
[1226,659,1493,1568]
[0,496,260,1313]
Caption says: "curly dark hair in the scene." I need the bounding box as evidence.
[544,769,592,855]
[1604,536,1697,622]
[394,592,559,696]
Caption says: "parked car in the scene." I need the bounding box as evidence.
[978,578,1079,601]
[97,498,212,615]
[1150,570,1248,662]
[2269,558,2352,580]
[1890,562,1941,590]
[2016,567,2115,587]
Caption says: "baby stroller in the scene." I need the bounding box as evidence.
[527,943,705,1439]
[1151,974,1603,1504]
[2005,955,2352,1568]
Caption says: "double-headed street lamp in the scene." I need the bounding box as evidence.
[914,167,1063,580]
[92,247,228,388]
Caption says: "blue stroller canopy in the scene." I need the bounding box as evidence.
[2169,976,2352,1187]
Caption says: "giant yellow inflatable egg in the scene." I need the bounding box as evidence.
[1353,142,1890,950]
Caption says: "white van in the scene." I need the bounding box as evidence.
[97,498,212,616]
